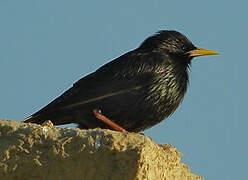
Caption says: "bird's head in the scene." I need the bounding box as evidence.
[139,30,218,64]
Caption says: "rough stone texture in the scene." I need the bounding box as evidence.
[0,120,203,180]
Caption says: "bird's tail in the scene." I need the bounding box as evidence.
[23,115,47,124]
[23,111,75,126]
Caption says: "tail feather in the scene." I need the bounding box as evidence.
[23,115,46,124]
[23,115,34,123]
[23,112,75,126]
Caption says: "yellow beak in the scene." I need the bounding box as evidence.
[188,48,219,57]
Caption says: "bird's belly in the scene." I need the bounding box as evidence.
[77,84,181,132]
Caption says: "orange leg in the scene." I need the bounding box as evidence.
[93,109,128,133]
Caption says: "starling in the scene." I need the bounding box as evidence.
[24,30,218,132]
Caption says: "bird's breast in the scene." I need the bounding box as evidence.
[143,68,188,120]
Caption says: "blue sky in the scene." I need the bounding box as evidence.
[0,1,247,179]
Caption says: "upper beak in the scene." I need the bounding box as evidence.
[188,48,219,57]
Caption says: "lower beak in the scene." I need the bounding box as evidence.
[188,48,219,57]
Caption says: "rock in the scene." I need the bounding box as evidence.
[0,120,202,180]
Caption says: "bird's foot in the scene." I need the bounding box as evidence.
[93,109,128,133]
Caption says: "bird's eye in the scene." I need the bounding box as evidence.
[181,46,187,51]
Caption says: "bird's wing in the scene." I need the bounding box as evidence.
[32,51,169,114]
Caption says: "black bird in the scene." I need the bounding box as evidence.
[24,30,218,132]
